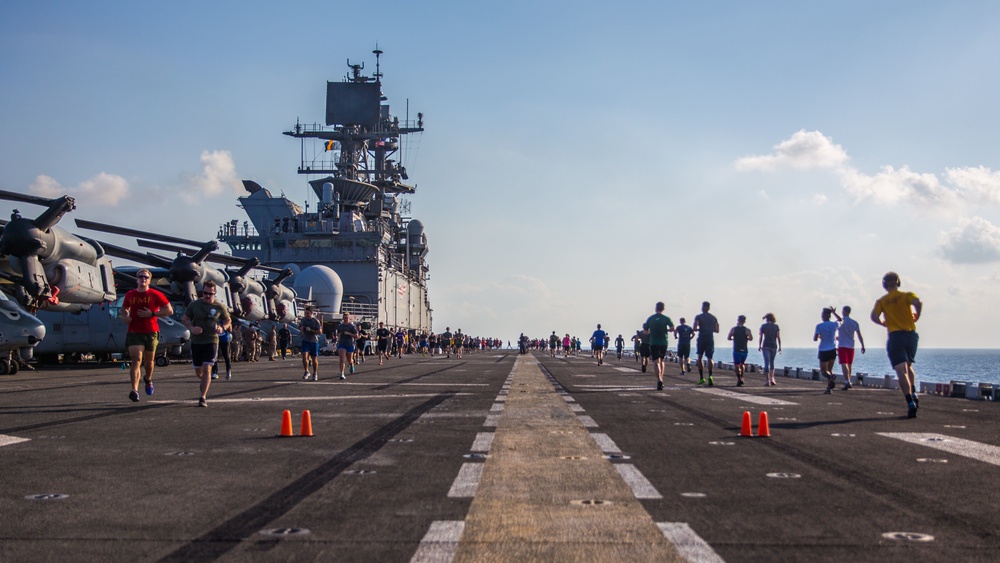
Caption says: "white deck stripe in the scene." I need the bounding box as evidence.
[569,403,585,412]
[483,414,500,427]
[615,464,662,499]
[0,435,30,448]
[489,403,504,412]
[410,520,464,563]
[877,433,1000,466]
[613,367,637,372]
[471,432,494,453]
[695,388,797,405]
[577,415,598,428]
[657,522,725,563]
[447,463,484,498]
[590,433,622,454]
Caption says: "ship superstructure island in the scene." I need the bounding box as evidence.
[220,49,431,332]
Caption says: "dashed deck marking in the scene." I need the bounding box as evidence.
[471,432,494,453]
[0,435,30,448]
[590,433,622,454]
[615,464,662,499]
[877,433,1000,466]
[657,522,725,563]
[411,520,464,563]
[447,463,484,498]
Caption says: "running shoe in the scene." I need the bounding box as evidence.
[707,377,714,387]
[313,373,320,381]
[339,373,346,380]
[211,373,218,380]
[198,397,208,408]
[842,382,852,391]
[907,401,917,418]
[303,371,311,380]
[657,380,663,391]
[737,378,744,387]
[641,364,646,373]
[349,364,355,375]
[226,370,232,380]
[824,388,832,395]
[697,378,705,385]
[129,390,139,402]
[145,381,154,396]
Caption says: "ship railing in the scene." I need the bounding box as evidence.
[341,302,378,320]
[293,120,422,136]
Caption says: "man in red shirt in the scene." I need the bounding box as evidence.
[121,269,173,402]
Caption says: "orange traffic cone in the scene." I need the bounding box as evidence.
[740,411,753,437]
[280,409,293,437]
[757,411,771,437]
[300,409,314,437]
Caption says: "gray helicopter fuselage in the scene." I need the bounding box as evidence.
[34,299,189,357]
[0,292,46,353]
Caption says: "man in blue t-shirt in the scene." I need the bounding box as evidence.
[591,324,608,366]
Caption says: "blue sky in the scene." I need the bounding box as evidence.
[3,1,1000,348]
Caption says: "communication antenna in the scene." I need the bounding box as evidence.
[373,45,383,83]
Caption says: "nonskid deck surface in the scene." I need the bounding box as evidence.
[1,352,997,562]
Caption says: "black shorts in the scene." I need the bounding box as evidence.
[818,349,837,362]
[593,344,604,351]
[677,341,691,357]
[650,345,667,361]
[887,331,918,367]
[377,340,389,352]
[697,339,714,359]
[639,343,651,358]
[191,343,219,368]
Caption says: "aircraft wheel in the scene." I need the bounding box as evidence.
[0,359,9,375]
[8,361,18,375]
[155,356,170,367]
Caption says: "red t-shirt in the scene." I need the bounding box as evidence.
[123,288,170,334]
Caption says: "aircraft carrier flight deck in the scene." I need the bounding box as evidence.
[1,351,998,562]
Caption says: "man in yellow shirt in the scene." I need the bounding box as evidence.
[870,272,922,418]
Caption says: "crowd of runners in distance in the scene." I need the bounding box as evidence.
[512,271,922,418]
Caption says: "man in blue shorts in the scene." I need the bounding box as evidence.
[298,306,322,381]
[643,302,674,390]
[727,315,752,386]
[591,324,608,366]
[870,272,922,418]
[674,318,694,375]
[693,301,719,386]
[336,311,358,380]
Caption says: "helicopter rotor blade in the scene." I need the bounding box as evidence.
[0,189,66,209]
[75,219,210,249]
[134,239,282,272]
[98,241,174,269]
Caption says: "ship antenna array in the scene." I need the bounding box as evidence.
[373,45,383,83]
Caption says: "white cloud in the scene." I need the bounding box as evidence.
[28,172,130,206]
[838,165,958,209]
[735,130,996,214]
[813,194,828,205]
[180,150,242,203]
[734,130,848,172]
[938,216,1000,264]
[945,166,1000,205]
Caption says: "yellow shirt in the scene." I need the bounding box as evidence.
[873,289,919,332]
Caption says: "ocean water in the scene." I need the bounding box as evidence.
[744,348,1000,387]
